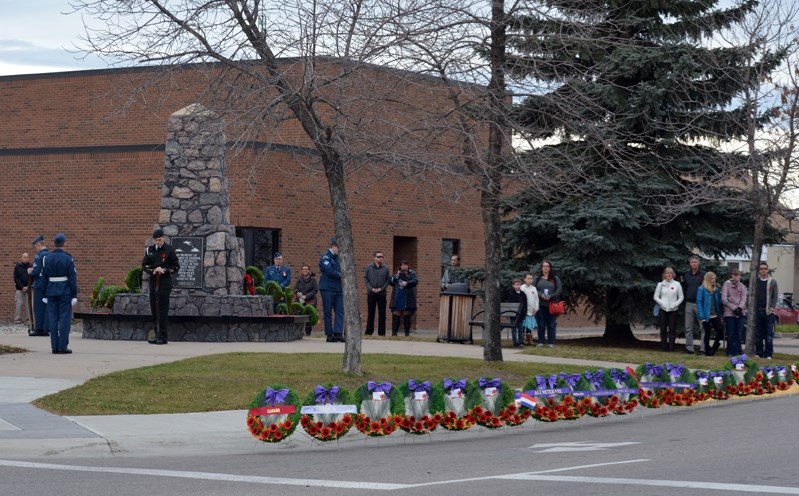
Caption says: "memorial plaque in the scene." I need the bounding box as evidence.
[173,236,204,288]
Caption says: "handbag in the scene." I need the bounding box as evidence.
[548,300,565,316]
[653,304,660,317]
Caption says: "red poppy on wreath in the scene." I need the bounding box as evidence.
[244,273,256,295]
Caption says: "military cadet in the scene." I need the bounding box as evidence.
[27,235,50,337]
[319,237,344,342]
[141,228,180,345]
[41,233,78,354]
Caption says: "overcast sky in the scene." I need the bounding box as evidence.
[0,0,108,76]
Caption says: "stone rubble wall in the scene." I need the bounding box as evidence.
[113,293,273,317]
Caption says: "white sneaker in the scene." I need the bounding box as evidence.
[547,344,554,348]
[536,343,544,347]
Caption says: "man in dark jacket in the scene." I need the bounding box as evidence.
[682,255,705,354]
[142,228,180,345]
[13,252,31,324]
[364,251,390,336]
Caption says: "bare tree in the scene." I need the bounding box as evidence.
[715,0,799,355]
[69,0,500,373]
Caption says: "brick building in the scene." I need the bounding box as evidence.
[0,64,487,330]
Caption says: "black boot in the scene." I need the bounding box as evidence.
[391,315,400,336]
[403,315,411,336]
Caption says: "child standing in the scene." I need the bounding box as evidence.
[507,279,527,348]
[520,273,540,346]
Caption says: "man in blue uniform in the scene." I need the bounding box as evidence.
[319,237,344,342]
[142,228,180,345]
[41,233,78,354]
[27,235,50,337]
[264,252,292,289]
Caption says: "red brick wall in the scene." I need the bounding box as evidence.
[0,66,488,330]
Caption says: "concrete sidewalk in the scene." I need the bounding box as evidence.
[0,323,632,459]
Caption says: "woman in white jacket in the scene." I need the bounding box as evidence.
[520,273,540,346]
[654,267,684,352]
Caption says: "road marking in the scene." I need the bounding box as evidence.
[501,475,799,494]
[0,459,408,490]
[3,458,798,493]
[528,441,640,452]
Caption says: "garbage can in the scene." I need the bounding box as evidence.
[437,284,475,343]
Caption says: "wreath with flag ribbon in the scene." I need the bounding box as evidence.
[299,384,355,442]
[522,373,585,422]
[696,370,732,400]
[353,381,403,437]
[246,384,301,443]
[468,377,524,428]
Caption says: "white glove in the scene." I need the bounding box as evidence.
[42,298,48,304]
[71,298,78,307]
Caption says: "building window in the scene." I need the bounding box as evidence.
[727,262,740,272]
[236,227,280,271]
[441,239,460,276]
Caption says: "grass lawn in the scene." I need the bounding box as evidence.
[30,334,799,417]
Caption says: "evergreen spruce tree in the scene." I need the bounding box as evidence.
[502,0,783,340]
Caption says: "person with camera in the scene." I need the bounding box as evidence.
[696,271,723,356]
[721,268,747,357]
[389,260,418,337]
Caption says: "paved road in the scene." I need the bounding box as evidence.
[1,394,798,495]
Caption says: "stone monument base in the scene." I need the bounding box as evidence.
[76,292,305,342]
[76,312,306,342]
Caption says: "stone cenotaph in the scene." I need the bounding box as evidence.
[81,104,305,342]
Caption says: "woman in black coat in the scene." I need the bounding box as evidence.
[389,260,419,336]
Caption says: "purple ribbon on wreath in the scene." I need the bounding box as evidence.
[645,362,663,377]
[584,370,605,389]
[710,370,728,378]
[609,368,628,384]
[775,365,787,376]
[479,377,502,389]
[367,381,393,393]
[314,385,339,405]
[559,373,582,388]
[536,375,558,390]
[443,378,466,392]
[666,363,684,378]
[408,380,432,394]
[760,366,774,376]
[695,371,708,380]
[264,387,289,406]
[731,355,747,366]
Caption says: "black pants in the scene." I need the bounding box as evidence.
[659,310,678,351]
[392,313,413,336]
[703,317,724,355]
[366,293,387,335]
[149,285,172,342]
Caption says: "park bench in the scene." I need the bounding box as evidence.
[467,301,524,343]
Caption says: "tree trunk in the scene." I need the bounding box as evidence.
[745,213,767,357]
[481,187,504,361]
[480,0,508,362]
[602,288,636,342]
[321,155,362,375]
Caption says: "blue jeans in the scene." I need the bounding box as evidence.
[724,316,745,356]
[755,310,775,358]
[322,290,344,336]
[512,319,525,347]
[536,306,558,345]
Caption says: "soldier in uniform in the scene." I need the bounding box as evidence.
[141,228,180,345]
[41,233,78,354]
[27,235,50,337]
[319,237,344,342]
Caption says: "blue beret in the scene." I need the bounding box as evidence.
[330,236,337,245]
[273,252,282,259]
[53,233,66,245]
[32,235,45,245]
